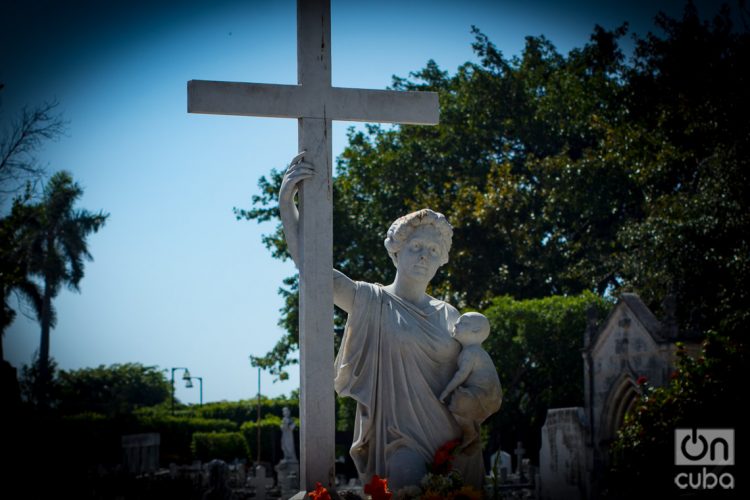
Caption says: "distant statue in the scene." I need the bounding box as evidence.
[280,406,297,463]
[279,154,501,490]
[439,312,502,455]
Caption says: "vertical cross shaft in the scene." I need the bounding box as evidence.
[296,0,335,491]
[187,0,439,491]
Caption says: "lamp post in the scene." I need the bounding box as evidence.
[256,366,261,465]
[170,367,191,415]
[185,376,203,406]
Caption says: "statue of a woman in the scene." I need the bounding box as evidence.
[280,406,297,463]
[279,155,486,490]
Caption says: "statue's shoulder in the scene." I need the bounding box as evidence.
[428,295,460,321]
[351,280,386,307]
[356,280,384,293]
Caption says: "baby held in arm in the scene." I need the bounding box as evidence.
[440,312,503,453]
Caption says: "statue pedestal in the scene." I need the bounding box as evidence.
[276,459,300,500]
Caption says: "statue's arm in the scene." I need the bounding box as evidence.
[278,152,311,268]
[279,153,356,313]
[334,270,355,314]
[439,355,474,402]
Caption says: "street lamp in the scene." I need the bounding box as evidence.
[185,376,203,406]
[170,367,191,415]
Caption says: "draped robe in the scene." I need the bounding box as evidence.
[334,281,484,487]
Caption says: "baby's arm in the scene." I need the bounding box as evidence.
[439,350,478,402]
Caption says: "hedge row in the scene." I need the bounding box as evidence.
[191,432,249,462]
[192,398,299,426]
[37,411,294,465]
[134,414,238,464]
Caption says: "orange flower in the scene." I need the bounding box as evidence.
[308,482,331,500]
[364,474,392,500]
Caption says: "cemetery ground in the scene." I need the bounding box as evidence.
[2,359,539,499]
[3,373,305,499]
[2,291,745,499]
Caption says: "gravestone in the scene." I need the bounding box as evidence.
[121,433,160,475]
[514,441,526,478]
[250,464,274,500]
[203,459,230,500]
[489,450,512,481]
[276,457,300,500]
[538,408,588,500]
[187,0,438,491]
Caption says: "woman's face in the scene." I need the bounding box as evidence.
[396,225,445,283]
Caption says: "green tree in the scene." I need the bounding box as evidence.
[615,2,750,335]
[607,331,745,497]
[1,190,43,360]
[481,292,610,461]
[238,23,631,375]
[24,171,108,404]
[1,96,66,360]
[238,3,748,379]
[54,363,171,415]
[18,352,59,407]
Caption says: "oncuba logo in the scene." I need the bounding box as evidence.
[674,428,735,490]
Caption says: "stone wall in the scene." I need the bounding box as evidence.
[538,408,589,500]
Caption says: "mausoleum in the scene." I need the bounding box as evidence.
[538,293,700,499]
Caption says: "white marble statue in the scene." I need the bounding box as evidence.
[439,312,503,455]
[279,154,496,490]
[280,406,298,463]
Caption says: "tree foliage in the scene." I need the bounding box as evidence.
[191,431,250,462]
[56,362,171,415]
[607,331,746,497]
[20,361,172,415]
[7,171,109,402]
[238,4,749,379]
[481,292,610,461]
[0,188,43,358]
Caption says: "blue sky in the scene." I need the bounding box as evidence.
[0,0,720,403]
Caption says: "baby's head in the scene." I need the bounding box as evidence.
[452,312,490,346]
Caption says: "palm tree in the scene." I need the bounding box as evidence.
[29,172,108,403]
[1,191,44,362]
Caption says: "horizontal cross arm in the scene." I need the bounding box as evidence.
[188,80,440,125]
[328,87,439,125]
[188,80,305,118]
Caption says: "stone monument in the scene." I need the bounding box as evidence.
[276,406,300,499]
[280,181,501,490]
[280,406,297,463]
[249,464,274,500]
[121,433,160,475]
[538,293,701,499]
[188,0,439,491]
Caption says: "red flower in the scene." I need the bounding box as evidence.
[308,482,331,500]
[364,474,392,500]
[431,438,461,474]
[636,375,648,385]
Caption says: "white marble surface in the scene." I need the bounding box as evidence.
[188,0,439,491]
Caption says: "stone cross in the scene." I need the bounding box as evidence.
[187,0,439,491]
[514,441,526,477]
[250,465,274,500]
